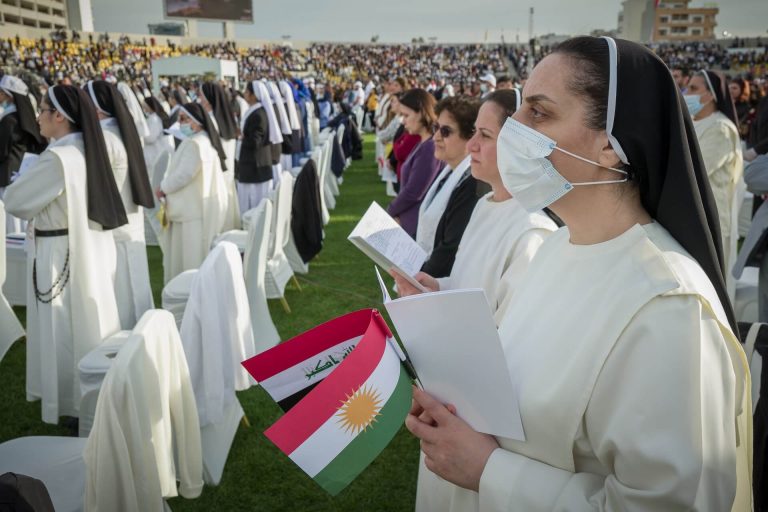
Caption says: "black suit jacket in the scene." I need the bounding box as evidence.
[236,107,273,183]
[291,159,323,262]
[420,171,485,278]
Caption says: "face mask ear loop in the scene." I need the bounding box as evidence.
[553,146,628,176]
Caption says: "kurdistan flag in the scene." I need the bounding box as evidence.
[242,309,413,495]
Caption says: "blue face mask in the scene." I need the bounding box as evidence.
[179,123,195,137]
[683,94,708,117]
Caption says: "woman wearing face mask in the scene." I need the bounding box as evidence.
[0,75,46,233]
[407,37,750,511]
[395,90,557,323]
[142,95,174,170]
[386,88,443,238]
[686,70,743,292]
[156,102,227,283]
[415,96,485,277]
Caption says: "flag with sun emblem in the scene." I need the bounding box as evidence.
[242,309,413,495]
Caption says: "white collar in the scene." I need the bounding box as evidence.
[48,131,83,149]
[99,117,118,129]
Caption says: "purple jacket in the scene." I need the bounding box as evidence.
[387,138,442,238]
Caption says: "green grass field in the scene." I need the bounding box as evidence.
[0,135,421,511]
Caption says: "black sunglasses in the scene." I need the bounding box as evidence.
[433,123,455,138]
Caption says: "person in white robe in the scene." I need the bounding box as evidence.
[265,80,293,177]
[142,96,174,171]
[396,90,557,323]
[687,70,744,295]
[0,199,24,363]
[407,37,752,511]
[201,81,240,230]
[117,81,149,139]
[85,80,155,329]
[157,102,227,283]
[4,84,125,424]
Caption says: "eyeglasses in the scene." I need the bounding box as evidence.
[433,123,456,138]
[38,108,57,116]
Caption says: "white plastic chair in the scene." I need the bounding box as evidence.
[0,310,203,512]
[161,269,197,330]
[315,144,331,225]
[735,266,759,323]
[179,241,254,485]
[323,136,338,210]
[265,171,297,312]
[215,201,282,350]
[241,200,281,352]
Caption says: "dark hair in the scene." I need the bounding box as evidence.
[673,66,690,77]
[481,89,520,127]
[399,88,437,132]
[731,77,750,103]
[394,77,407,90]
[435,95,480,139]
[552,37,610,132]
[496,75,512,84]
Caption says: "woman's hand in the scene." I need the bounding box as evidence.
[155,187,165,200]
[405,387,499,492]
[389,270,440,297]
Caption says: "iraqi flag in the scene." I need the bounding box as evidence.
[242,309,413,495]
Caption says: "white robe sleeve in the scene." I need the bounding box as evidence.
[478,294,738,512]
[160,140,201,195]
[3,151,64,220]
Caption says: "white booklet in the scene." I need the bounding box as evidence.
[348,202,428,292]
[375,268,525,441]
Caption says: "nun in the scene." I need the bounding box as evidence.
[156,102,227,283]
[85,80,155,329]
[408,37,751,511]
[4,85,125,424]
[117,81,149,139]
[201,81,240,230]
[142,95,174,171]
[265,80,293,177]
[686,69,743,295]
[236,80,279,214]
[0,75,46,233]
[279,80,303,165]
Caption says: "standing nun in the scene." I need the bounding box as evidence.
[266,80,293,177]
[0,75,46,233]
[201,81,240,230]
[156,102,227,283]
[409,37,751,511]
[236,80,279,214]
[686,69,743,296]
[256,80,284,189]
[279,80,303,166]
[142,95,174,171]
[85,80,155,329]
[4,84,125,424]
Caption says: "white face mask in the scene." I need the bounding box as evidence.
[497,118,628,213]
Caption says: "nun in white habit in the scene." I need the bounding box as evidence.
[157,102,227,284]
[201,81,240,230]
[85,80,155,329]
[409,37,752,512]
[117,81,150,140]
[4,85,125,424]
[265,80,293,176]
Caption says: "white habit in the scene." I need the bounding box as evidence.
[101,118,154,329]
[417,223,751,511]
[143,112,174,171]
[220,137,241,231]
[161,131,227,283]
[4,133,121,423]
[435,194,557,323]
[694,111,743,284]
